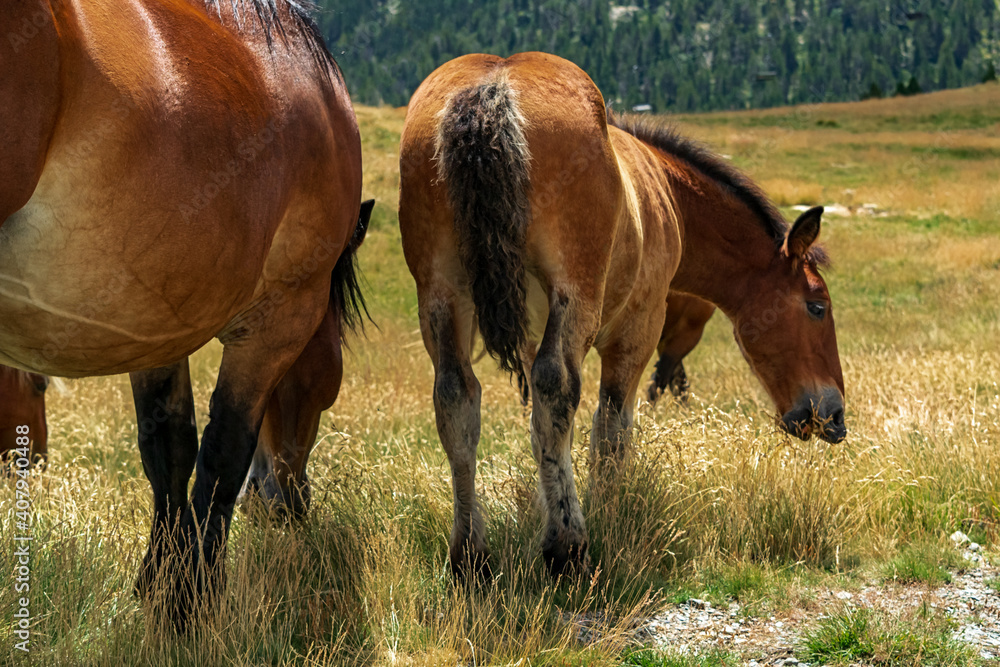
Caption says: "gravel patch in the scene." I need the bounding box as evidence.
[569,547,999,665]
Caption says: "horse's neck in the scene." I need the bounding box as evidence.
[664,165,775,317]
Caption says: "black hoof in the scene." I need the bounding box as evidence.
[543,540,590,579]
[668,363,690,402]
[450,545,493,584]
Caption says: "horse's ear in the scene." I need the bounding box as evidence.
[783,206,823,259]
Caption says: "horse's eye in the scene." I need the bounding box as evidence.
[806,301,827,320]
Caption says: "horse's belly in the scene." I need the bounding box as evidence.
[0,198,248,377]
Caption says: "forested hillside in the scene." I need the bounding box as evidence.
[317,0,1000,112]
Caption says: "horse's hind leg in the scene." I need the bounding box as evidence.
[530,292,595,576]
[242,304,343,517]
[421,296,488,579]
[129,359,198,598]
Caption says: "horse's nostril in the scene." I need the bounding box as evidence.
[829,407,845,425]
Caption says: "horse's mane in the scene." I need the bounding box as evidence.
[608,111,830,266]
[203,0,339,78]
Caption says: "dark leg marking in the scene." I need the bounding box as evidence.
[130,360,198,600]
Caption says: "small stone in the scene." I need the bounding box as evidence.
[951,530,970,545]
[969,542,981,552]
[687,598,711,610]
[836,591,853,600]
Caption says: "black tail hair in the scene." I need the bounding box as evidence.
[436,72,531,377]
[331,198,374,335]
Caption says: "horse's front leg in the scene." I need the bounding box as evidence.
[593,302,667,465]
[173,292,331,629]
[129,359,198,599]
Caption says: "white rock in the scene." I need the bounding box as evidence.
[836,591,853,600]
[969,542,981,552]
[951,530,971,545]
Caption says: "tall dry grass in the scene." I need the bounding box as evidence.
[2,92,999,665]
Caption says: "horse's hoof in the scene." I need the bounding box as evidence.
[450,546,493,584]
[241,476,311,521]
[543,540,590,579]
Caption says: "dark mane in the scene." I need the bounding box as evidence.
[609,111,790,242]
[204,0,340,79]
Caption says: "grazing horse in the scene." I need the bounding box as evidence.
[0,0,364,625]
[241,198,374,517]
[0,365,49,467]
[646,293,716,404]
[398,52,845,578]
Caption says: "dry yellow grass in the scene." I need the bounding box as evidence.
[2,90,999,665]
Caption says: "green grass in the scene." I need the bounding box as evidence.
[798,606,977,666]
[623,648,738,667]
[881,543,966,586]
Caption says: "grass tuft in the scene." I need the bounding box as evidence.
[879,543,959,586]
[798,606,977,666]
[623,647,738,667]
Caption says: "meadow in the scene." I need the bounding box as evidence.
[2,83,999,666]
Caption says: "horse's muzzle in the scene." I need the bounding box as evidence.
[780,388,846,443]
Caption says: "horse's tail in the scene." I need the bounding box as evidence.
[435,71,532,378]
[331,198,375,336]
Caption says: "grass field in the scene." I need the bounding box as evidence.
[3,83,1000,666]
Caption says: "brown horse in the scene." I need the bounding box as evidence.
[0,365,49,467]
[647,293,716,404]
[399,52,845,578]
[0,0,365,626]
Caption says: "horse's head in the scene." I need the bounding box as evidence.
[0,366,50,467]
[732,207,846,443]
